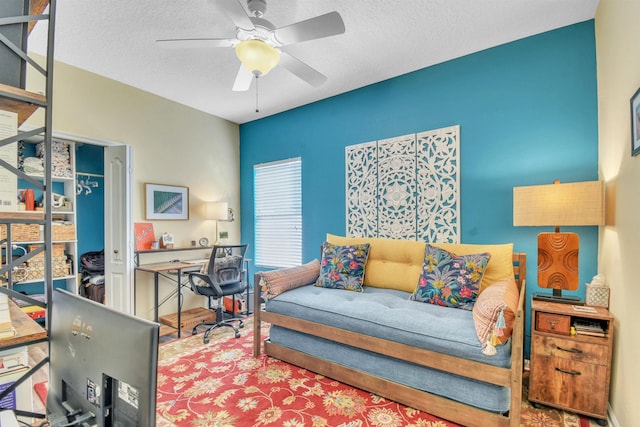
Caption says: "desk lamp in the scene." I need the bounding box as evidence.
[205,202,229,244]
[513,180,604,304]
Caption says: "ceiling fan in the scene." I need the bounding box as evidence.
[157,0,346,92]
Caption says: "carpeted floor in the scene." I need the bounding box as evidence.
[157,320,597,427]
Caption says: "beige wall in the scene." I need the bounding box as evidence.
[26,59,240,320]
[596,0,640,425]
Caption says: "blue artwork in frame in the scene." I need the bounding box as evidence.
[631,86,640,157]
[145,183,189,220]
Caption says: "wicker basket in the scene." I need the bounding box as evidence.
[586,283,610,308]
[52,224,76,241]
[25,255,70,280]
[0,224,40,242]
[54,258,72,277]
[2,264,29,282]
[25,265,44,281]
[28,244,65,257]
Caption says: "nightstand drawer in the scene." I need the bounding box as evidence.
[536,312,571,335]
[529,354,609,417]
[531,335,609,365]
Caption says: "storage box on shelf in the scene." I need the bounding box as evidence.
[0,223,76,243]
[29,243,65,257]
[24,248,71,281]
[0,224,39,242]
[52,223,76,241]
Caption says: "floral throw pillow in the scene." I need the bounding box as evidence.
[410,244,491,309]
[315,242,370,292]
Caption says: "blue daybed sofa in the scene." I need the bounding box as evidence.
[253,235,526,427]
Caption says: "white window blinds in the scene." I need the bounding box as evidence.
[254,157,302,268]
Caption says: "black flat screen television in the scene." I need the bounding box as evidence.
[47,289,159,427]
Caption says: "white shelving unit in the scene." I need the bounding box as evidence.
[8,138,78,295]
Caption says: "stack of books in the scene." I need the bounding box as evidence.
[0,294,15,339]
[573,319,607,337]
[13,294,46,323]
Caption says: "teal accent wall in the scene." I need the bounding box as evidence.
[239,21,598,354]
[76,144,105,257]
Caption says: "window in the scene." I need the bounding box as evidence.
[254,158,302,268]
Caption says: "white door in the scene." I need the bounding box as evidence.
[104,145,133,313]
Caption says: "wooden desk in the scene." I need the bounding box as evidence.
[134,261,204,337]
[134,246,212,267]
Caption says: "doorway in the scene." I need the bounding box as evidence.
[57,130,133,313]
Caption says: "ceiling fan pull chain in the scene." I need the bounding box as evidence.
[255,74,260,113]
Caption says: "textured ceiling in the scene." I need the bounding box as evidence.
[28,0,599,124]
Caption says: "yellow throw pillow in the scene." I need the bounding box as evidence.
[325,235,515,294]
[326,234,425,292]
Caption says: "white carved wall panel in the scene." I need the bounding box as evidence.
[345,142,378,237]
[377,134,417,239]
[416,127,460,242]
[346,125,460,243]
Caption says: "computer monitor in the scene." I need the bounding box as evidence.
[47,289,159,427]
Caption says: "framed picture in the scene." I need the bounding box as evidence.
[145,183,189,220]
[631,86,640,156]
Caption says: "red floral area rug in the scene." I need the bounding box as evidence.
[156,320,594,427]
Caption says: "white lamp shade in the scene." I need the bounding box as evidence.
[235,39,280,76]
[205,202,228,220]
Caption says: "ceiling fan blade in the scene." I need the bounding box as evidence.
[279,50,327,87]
[218,0,255,30]
[156,38,235,48]
[274,11,345,45]
[232,64,254,91]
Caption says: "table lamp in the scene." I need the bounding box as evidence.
[205,201,229,244]
[513,180,604,304]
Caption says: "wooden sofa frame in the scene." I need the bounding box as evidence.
[253,253,526,427]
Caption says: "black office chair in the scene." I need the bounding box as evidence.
[188,244,248,343]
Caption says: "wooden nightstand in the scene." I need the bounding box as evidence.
[529,300,613,426]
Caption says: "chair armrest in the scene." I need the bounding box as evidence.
[188,272,223,295]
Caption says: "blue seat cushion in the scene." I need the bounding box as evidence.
[265,285,511,367]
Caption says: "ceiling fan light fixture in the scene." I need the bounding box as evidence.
[235,39,280,76]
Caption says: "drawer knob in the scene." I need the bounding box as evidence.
[556,367,582,376]
[556,345,583,354]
